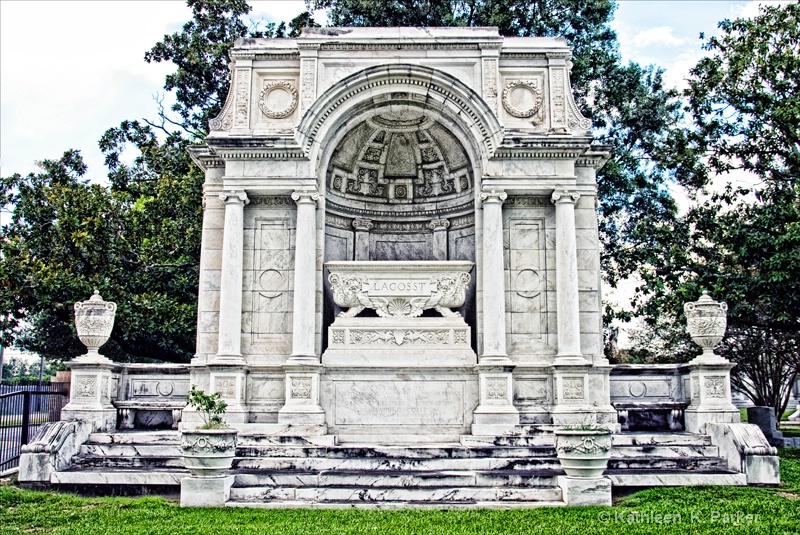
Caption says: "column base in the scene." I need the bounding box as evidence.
[181,475,233,507]
[278,362,327,429]
[209,354,246,366]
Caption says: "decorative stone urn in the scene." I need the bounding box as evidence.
[554,428,613,478]
[73,290,117,363]
[684,291,728,361]
[180,428,239,478]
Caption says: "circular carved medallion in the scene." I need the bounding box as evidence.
[628,382,647,398]
[259,81,298,119]
[502,80,543,118]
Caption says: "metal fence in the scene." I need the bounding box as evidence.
[0,383,69,473]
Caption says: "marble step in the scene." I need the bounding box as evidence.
[226,500,567,509]
[52,469,185,486]
[228,485,564,504]
[233,456,561,472]
[232,469,559,488]
[80,444,182,457]
[610,444,719,458]
[87,431,179,445]
[612,433,713,446]
[72,455,185,469]
[608,456,725,471]
[460,435,554,447]
[235,445,556,459]
[607,470,747,487]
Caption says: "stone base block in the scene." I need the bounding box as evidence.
[278,408,327,426]
[684,409,740,434]
[60,408,117,432]
[181,476,234,507]
[744,455,780,485]
[557,476,612,506]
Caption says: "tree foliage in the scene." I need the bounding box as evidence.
[0,0,309,363]
[634,3,800,418]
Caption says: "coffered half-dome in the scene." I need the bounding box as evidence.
[326,105,473,218]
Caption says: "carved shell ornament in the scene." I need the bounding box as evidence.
[259,80,298,119]
[502,80,543,118]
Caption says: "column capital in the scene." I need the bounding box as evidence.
[428,218,451,231]
[550,189,580,205]
[479,188,507,206]
[291,189,320,206]
[219,190,249,205]
[352,219,374,231]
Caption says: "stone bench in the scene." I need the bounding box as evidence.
[114,400,186,430]
[610,364,690,431]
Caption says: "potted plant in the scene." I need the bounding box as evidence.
[180,386,238,478]
[553,422,613,478]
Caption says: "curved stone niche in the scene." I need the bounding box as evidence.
[326,107,474,216]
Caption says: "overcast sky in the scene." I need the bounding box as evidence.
[0,0,787,183]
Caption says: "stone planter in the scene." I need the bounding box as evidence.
[554,429,612,478]
[181,428,238,478]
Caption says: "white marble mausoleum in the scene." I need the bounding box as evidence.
[18,28,780,508]
[186,27,616,439]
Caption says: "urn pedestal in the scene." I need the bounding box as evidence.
[683,292,740,433]
[62,291,119,431]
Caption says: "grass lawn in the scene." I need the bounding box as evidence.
[1,449,798,535]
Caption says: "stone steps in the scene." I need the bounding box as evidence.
[54,430,740,505]
[225,500,568,510]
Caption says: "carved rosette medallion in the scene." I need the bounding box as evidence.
[704,377,726,398]
[290,378,312,399]
[502,80,543,118]
[562,378,584,400]
[259,80,298,119]
[486,378,507,400]
[684,292,728,350]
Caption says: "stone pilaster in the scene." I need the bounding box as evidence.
[352,219,373,261]
[279,188,326,428]
[428,219,450,260]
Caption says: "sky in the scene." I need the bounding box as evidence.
[0,0,792,356]
[0,0,788,183]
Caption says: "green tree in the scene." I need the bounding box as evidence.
[0,0,306,363]
[635,3,800,419]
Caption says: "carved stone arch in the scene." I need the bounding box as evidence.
[296,63,504,174]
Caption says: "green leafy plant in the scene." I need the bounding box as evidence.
[186,385,228,429]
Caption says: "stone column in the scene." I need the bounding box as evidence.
[352,219,373,261]
[479,188,508,360]
[551,189,584,363]
[289,189,320,361]
[214,190,249,365]
[550,189,593,426]
[473,188,518,435]
[429,219,450,260]
[279,188,326,430]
